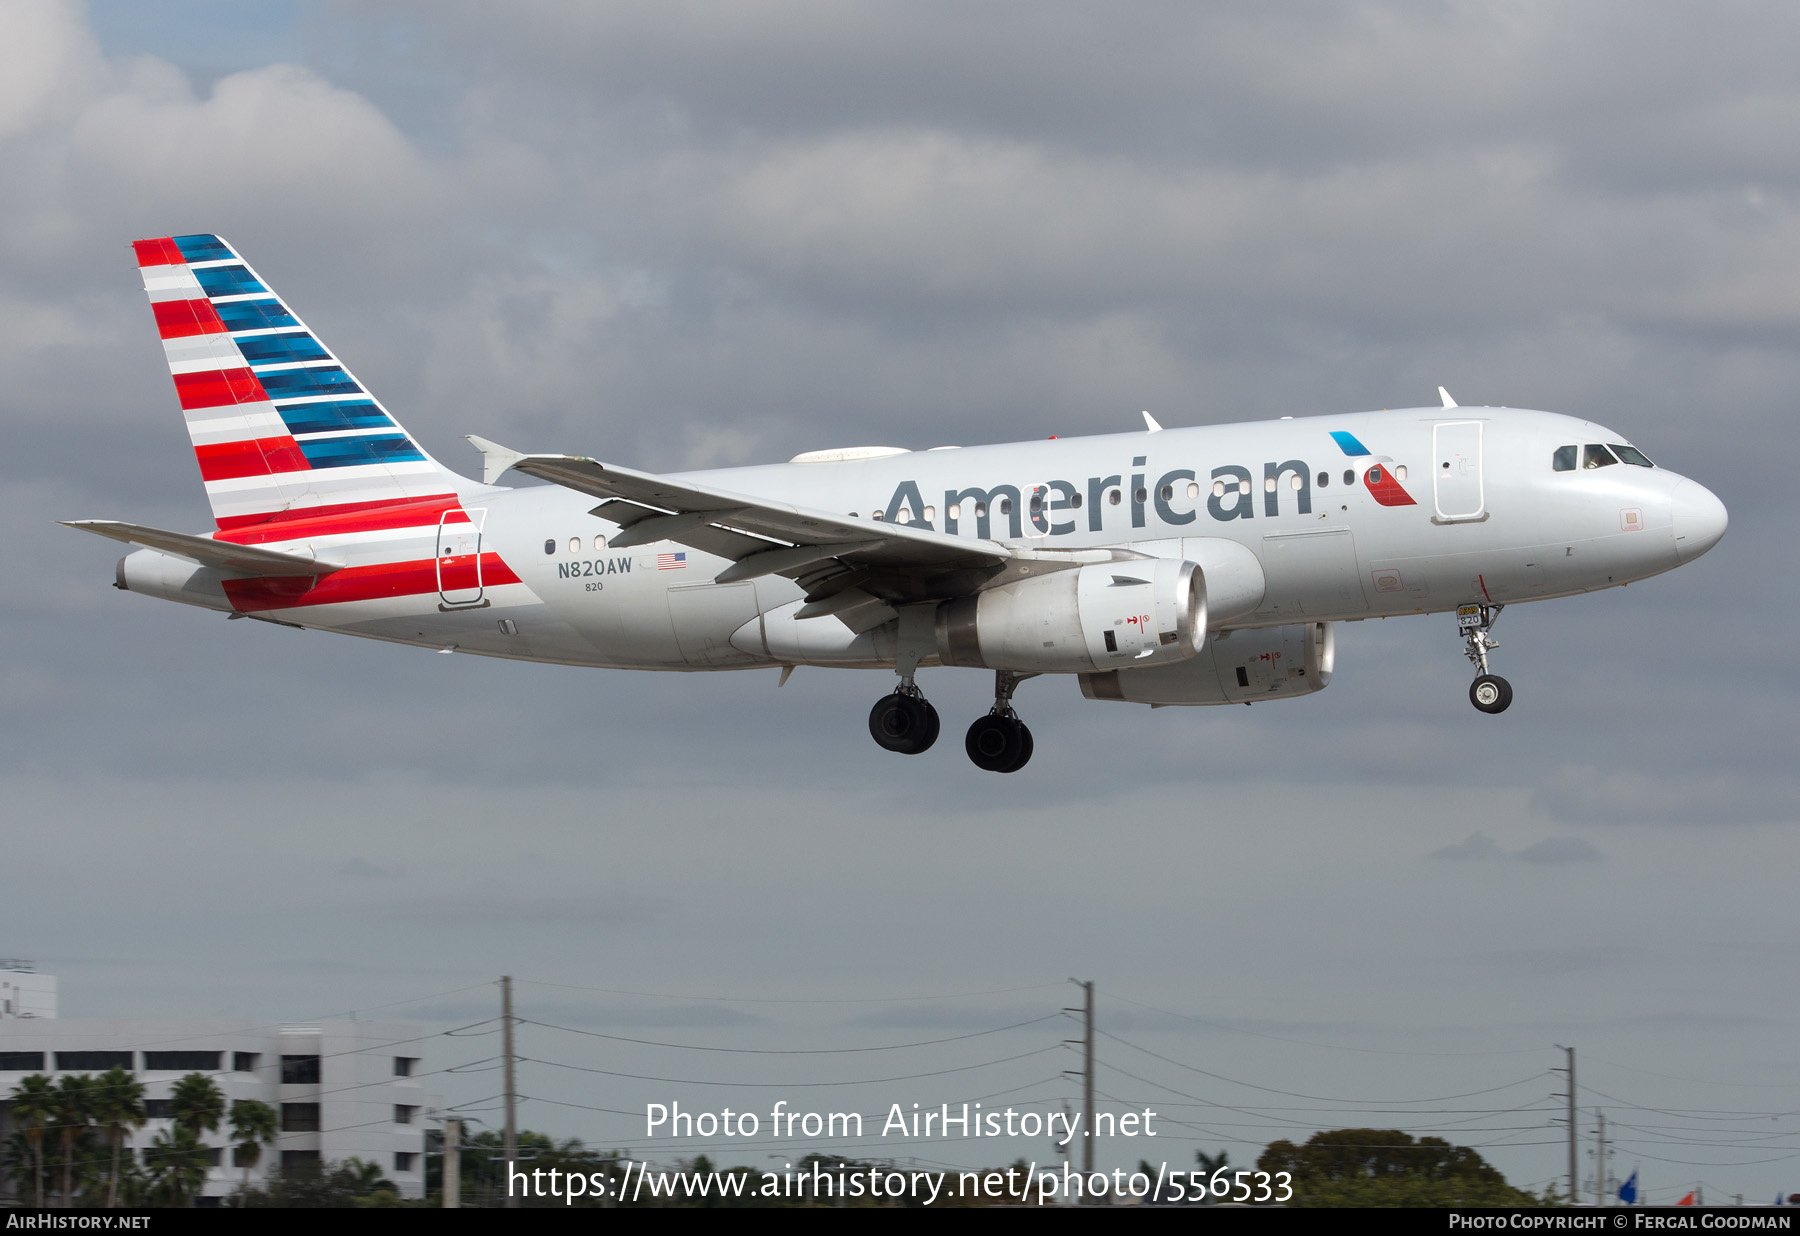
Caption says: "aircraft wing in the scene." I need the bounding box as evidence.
[61,520,345,577]
[470,438,1136,629]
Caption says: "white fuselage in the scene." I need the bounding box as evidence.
[118,406,1725,677]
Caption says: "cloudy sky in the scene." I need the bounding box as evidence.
[4,0,1795,1202]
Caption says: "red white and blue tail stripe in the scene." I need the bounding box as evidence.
[134,234,470,530]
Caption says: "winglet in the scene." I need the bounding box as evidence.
[466,435,528,485]
[1142,410,1163,433]
[1438,386,1458,409]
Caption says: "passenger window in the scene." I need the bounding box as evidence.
[1343,469,1354,486]
[1583,444,1618,469]
[1553,446,1576,471]
[544,539,555,555]
[1367,465,1384,484]
[1610,444,1654,468]
[1108,489,1122,506]
[593,535,606,551]
[1069,492,1083,509]
[1317,472,1329,489]
[568,537,581,554]
[1212,480,1226,498]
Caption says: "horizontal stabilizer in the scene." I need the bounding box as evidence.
[61,520,343,577]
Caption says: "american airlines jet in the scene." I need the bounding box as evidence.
[69,235,1728,772]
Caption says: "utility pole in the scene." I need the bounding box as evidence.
[1594,1109,1606,1207]
[1064,980,1096,1177]
[1553,1045,1577,1204]
[443,1117,460,1209]
[503,975,518,1209]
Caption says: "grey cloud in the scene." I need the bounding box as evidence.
[1429,833,1506,862]
[1428,833,1603,865]
[1514,837,1603,867]
[1531,765,1799,827]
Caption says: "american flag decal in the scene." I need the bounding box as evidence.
[657,552,687,570]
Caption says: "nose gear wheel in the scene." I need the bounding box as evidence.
[1457,603,1512,714]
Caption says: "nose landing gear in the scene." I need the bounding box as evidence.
[965,671,1036,773]
[1458,603,1512,714]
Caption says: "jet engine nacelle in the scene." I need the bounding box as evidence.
[1079,621,1334,706]
[937,558,1204,674]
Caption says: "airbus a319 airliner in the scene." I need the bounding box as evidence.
[69,235,1728,772]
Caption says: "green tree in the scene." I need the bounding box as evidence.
[1257,1128,1546,1208]
[239,1159,417,1208]
[52,1074,96,1208]
[168,1073,225,1138]
[344,1156,397,1197]
[227,1098,278,1204]
[143,1125,211,1207]
[9,1074,56,1206]
[90,1067,146,1208]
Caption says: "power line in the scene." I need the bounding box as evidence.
[518,1011,1060,1054]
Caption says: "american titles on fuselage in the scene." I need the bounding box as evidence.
[876,452,1414,541]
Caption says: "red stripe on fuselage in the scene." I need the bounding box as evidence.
[216,495,467,541]
[133,237,184,267]
[153,298,226,339]
[222,553,522,612]
[1364,468,1417,507]
[195,437,310,482]
[174,367,264,410]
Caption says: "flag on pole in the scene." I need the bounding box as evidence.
[1618,1170,1638,1205]
[1676,1191,1696,1206]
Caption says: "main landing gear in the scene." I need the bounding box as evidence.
[869,683,940,755]
[867,671,1037,771]
[1458,602,1512,714]
[965,672,1035,774]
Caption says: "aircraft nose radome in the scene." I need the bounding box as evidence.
[1672,479,1728,563]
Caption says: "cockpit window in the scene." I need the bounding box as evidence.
[1553,445,1577,472]
[1583,444,1619,469]
[1609,443,1654,468]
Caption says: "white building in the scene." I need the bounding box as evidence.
[0,961,57,1020]
[0,967,438,1204]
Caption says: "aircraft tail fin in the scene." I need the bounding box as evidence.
[133,234,475,530]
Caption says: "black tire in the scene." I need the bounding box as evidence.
[1470,674,1513,714]
[870,693,932,753]
[966,714,1025,771]
[915,700,941,754]
[999,723,1034,773]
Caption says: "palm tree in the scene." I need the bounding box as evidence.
[52,1074,96,1208]
[143,1126,210,1207]
[89,1067,146,1208]
[227,1099,277,1203]
[168,1073,225,1139]
[9,1075,56,1206]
